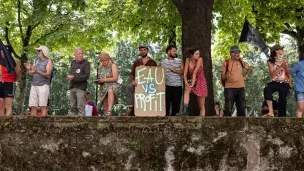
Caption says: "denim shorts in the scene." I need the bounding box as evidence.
[296,92,304,102]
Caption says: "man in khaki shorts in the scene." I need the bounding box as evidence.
[24,46,53,116]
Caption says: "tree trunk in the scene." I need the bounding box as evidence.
[174,0,214,116]
[16,55,27,114]
[297,39,304,60]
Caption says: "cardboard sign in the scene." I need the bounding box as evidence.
[134,66,166,116]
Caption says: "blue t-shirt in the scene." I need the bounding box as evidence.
[290,60,304,93]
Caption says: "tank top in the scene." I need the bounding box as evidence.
[32,58,50,86]
[272,59,289,83]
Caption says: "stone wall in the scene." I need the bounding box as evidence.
[0,116,303,171]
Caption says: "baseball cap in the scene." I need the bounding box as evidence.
[270,45,284,52]
[230,45,241,52]
[35,46,49,58]
[138,44,149,50]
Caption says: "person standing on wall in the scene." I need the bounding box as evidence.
[24,46,53,116]
[263,45,291,117]
[0,44,21,116]
[67,48,91,116]
[220,46,251,116]
[290,51,304,117]
[179,48,208,116]
[160,45,184,116]
[124,44,157,116]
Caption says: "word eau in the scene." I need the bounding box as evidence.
[135,67,164,85]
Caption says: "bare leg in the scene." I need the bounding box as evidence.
[296,101,304,118]
[5,97,13,116]
[0,98,4,116]
[183,86,192,104]
[265,100,274,116]
[198,97,206,116]
[41,106,47,116]
[102,95,109,113]
[31,107,37,116]
[107,89,115,112]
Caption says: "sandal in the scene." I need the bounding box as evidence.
[261,113,274,117]
[105,111,112,117]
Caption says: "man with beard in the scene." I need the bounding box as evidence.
[160,45,184,116]
[124,44,157,116]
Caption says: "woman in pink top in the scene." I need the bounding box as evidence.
[263,45,291,117]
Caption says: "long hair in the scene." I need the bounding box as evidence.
[184,47,199,58]
[268,50,277,64]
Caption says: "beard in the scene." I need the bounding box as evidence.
[170,54,177,58]
[141,53,148,57]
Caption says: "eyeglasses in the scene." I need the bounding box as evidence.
[36,50,42,52]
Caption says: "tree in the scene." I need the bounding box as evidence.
[213,0,304,59]
[0,0,86,113]
[173,0,215,115]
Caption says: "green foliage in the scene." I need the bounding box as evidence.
[213,0,304,58]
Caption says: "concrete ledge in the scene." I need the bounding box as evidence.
[0,116,304,170]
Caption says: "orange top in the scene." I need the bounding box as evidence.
[220,59,249,88]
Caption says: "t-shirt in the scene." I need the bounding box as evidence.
[220,59,249,88]
[290,60,304,93]
[0,65,16,82]
[160,58,182,87]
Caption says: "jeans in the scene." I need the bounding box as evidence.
[224,88,246,116]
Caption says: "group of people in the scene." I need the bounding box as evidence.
[124,45,208,116]
[220,45,304,117]
[0,43,303,117]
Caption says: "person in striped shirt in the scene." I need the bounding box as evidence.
[160,45,184,116]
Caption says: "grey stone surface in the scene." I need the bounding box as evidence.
[0,116,304,170]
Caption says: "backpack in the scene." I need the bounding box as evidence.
[221,59,244,87]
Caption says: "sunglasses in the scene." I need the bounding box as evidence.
[36,50,42,52]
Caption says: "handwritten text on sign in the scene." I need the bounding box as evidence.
[135,66,166,116]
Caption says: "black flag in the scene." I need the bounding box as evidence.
[239,19,269,56]
[0,40,16,74]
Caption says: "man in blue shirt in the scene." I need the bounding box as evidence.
[290,52,304,117]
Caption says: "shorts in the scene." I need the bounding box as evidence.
[0,82,15,98]
[29,84,50,107]
[296,92,304,102]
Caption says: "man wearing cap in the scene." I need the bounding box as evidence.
[67,48,91,116]
[220,45,252,116]
[124,44,157,116]
[160,45,184,116]
[24,46,53,116]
